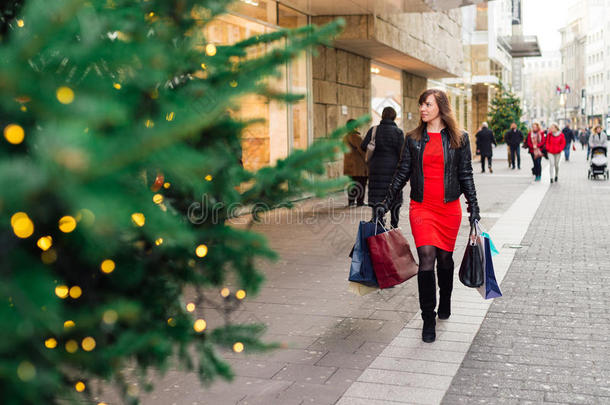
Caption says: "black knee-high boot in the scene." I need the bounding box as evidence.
[437,264,454,320]
[417,271,437,343]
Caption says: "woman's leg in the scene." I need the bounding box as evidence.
[417,245,437,342]
[436,248,454,319]
[554,154,560,179]
[549,155,555,179]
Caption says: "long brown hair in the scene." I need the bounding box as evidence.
[407,89,463,149]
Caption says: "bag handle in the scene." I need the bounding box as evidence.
[468,220,480,246]
[374,218,388,235]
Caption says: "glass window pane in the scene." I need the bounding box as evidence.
[371,62,403,130]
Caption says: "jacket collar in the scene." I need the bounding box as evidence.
[380,119,397,126]
[423,125,449,143]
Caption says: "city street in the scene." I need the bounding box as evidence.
[105,146,610,404]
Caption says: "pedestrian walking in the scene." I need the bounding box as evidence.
[544,123,566,184]
[504,122,523,170]
[361,107,404,227]
[375,89,480,343]
[589,125,608,151]
[526,122,545,181]
[475,122,496,173]
[586,126,592,159]
[578,128,587,150]
[343,119,368,207]
[562,122,574,162]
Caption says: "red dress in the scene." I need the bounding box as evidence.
[409,132,462,252]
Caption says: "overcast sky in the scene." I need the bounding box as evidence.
[522,0,572,54]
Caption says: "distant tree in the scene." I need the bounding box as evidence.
[488,82,527,143]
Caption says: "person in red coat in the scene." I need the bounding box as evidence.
[545,123,566,183]
[525,122,546,181]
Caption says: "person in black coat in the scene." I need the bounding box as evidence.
[504,122,524,170]
[475,122,496,173]
[562,123,574,161]
[361,107,404,227]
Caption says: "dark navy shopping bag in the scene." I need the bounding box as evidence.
[348,221,380,287]
[477,236,502,299]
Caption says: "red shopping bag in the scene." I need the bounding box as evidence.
[367,224,418,289]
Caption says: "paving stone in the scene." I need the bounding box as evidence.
[315,351,377,370]
[344,381,446,404]
[271,363,337,383]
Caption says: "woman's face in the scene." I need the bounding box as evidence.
[596,127,602,134]
[532,124,540,132]
[420,94,440,123]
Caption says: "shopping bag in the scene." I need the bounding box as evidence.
[477,236,503,299]
[366,222,418,289]
[480,231,499,256]
[459,223,484,288]
[348,221,381,287]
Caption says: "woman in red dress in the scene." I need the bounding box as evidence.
[376,89,480,343]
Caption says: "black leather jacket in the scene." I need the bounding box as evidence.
[384,127,479,218]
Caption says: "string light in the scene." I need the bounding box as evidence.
[193,319,207,332]
[75,381,85,392]
[152,194,163,204]
[55,285,69,299]
[56,86,75,104]
[81,337,96,351]
[166,112,175,121]
[100,259,115,274]
[37,236,53,251]
[205,44,217,56]
[64,320,75,329]
[186,302,195,312]
[11,212,34,238]
[200,63,207,69]
[4,124,25,144]
[163,182,171,189]
[102,309,118,324]
[131,213,145,227]
[65,340,78,353]
[204,174,213,181]
[17,361,35,381]
[144,119,154,128]
[69,286,82,299]
[113,83,122,90]
[195,244,208,258]
[229,80,238,88]
[233,342,244,353]
[58,216,77,233]
[16,19,24,27]
[235,290,246,300]
[155,238,163,246]
[44,338,58,349]
[167,317,176,326]
[220,287,230,298]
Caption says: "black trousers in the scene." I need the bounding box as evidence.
[509,145,521,168]
[481,155,492,171]
[372,203,401,228]
[347,176,367,205]
[531,153,542,176]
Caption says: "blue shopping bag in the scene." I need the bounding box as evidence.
[348,221,380,287]
[481,231,499,256]
[477,236,502,299]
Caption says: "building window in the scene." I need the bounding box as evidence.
[371,62,403,130]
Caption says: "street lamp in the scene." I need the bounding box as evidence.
[556,84,570,126]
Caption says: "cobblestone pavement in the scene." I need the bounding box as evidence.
[443,148,610,404]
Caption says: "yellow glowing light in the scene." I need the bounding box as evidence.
[58,216,77,233]
[17,361,35,381]
[205,43,217,56]
[204,174,213,181]
[66,340,78,353]
[153,194,164,204]
[17,19,24,27]
[220,287,230,298]
[166,111,175,121]
[186,302,195,312]
[20,105,27,112]
[64,320,75,329]
[41,249,57,264]
[145,119,154,128]
[75,381,86,392]
[195,244,208,258]
[113,82,122,90]
[235,290,246,300]
[233,342,244,353]
[148,11,155,17]
[98,403,108,405]
[131,213,145,227]
[11,212,34,238]
[82,337,96,351]
[163,182,170,189]
[229,80,238,88]
[167,317,176,326]
[55,285,69,299]
[45,338,58,349]
[69,286,82,299]
[100,259,115,274]
[193,319,207,332]
[37,236,53,251]
[155,238,164,246]
[4,124,25,144]
[102,309,118,324]
[200,63,207,69]
[56,86,75,104]
[150,88,159,99]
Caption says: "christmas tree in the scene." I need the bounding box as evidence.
[488,82,527,143]
[0,1,358,403]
